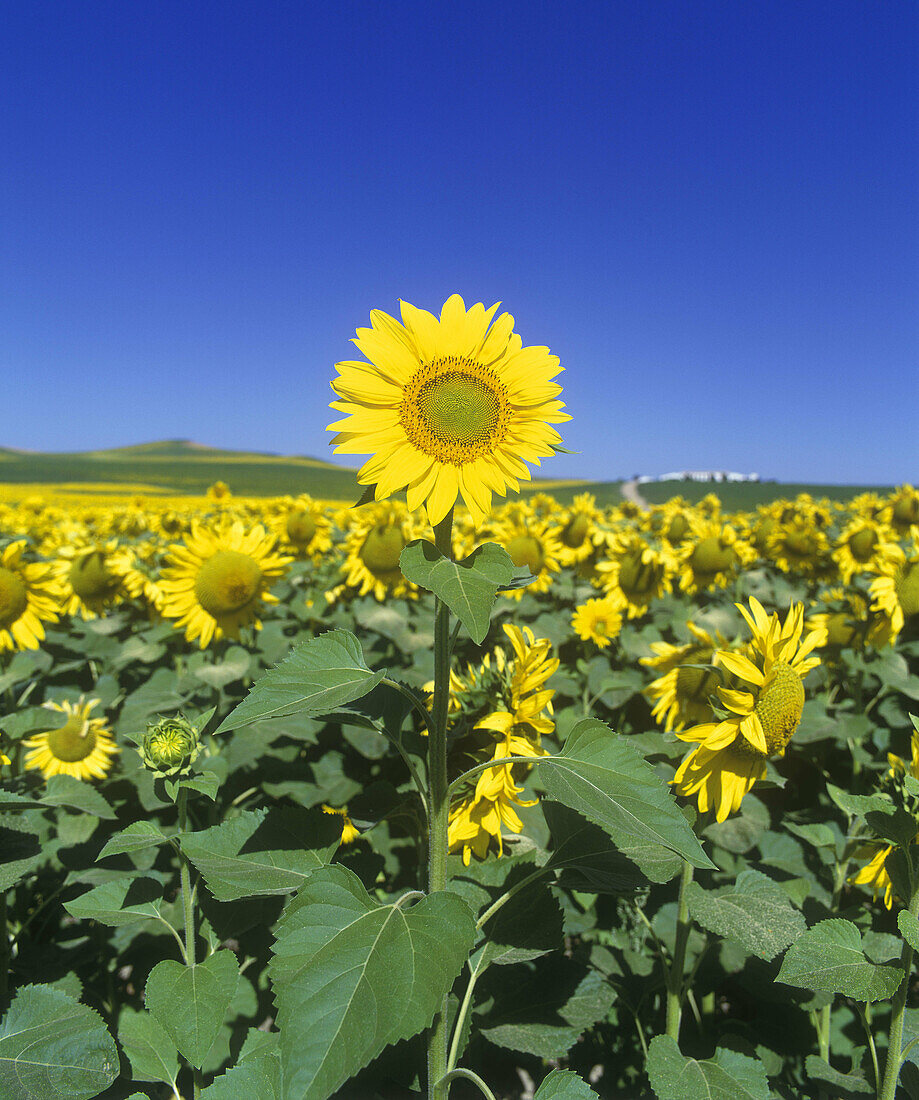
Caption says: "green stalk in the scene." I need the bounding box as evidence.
[665,860,695,1041]
[427,509,454,1100]
[176,788,204,1099]
[878,884,919,1100]
[0,892,8,1008]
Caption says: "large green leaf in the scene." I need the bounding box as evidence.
[542,801,648,893]
[776,918,903,1001]
[180,806,341,901]
[215,631,386,734]
[399,540,514,644]
[804,1056,873,1097]
[64,874,171,929]
[269,864,475,1100]
[0,984,118,1100]
[42,775,116,820]
[145,950,240,1069]
[538,720,713,869]
[117,1007,179,1089]
[533,1068,600,1099]
[198,1052,281,1100]
[647,1035,771,1100]
[97,821,170,860]
[686,868,806,960]
[0,816,41,892]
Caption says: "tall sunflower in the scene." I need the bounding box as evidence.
[0,540,62,652]
[671,599,826,822]
[641,622,726,732]
[328,295,570,525]
[159,521,292,647]
[23,697,118,781]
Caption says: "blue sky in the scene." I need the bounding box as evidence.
[3,1,917,485]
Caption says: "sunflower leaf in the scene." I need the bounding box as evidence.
[399,539,515,644]
[538,719,715,870]
[63,873,170,928]
[533,1068,600,1099]
[269,864,475,1100]
[686,868,806,960]
[0,984,119,1100]
[776,918,903,1001]
[42,775,116,820]
[646,1035,771,1100]
[215,630,386,734]
[117,1007,179,1089]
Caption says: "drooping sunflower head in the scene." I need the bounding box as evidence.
[642,622,724,732]
[23,697,119,782]
[328,295,571,526]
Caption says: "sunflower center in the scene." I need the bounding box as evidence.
[782,531,816,559]
[286,510,317,547]
[561,514,590,549]
[194,551,262,617]
[506,536,545,575]
[0,568,28,628]
[894,562,919,618]
[665,513,690,542]
[690,537,734,577]
[618,549,663,598]
[848,529,878,562]
[47,713,97,763]
[360,524,406,576]
[753,662,805,756]
[69,549,121,601]
[893,497,919,529]
[401,359,509,464]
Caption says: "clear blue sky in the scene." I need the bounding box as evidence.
[3,1,917,484]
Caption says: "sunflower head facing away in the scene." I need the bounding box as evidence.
[328,295,570,526]
[23,697,118,781]
[670,598,826,822]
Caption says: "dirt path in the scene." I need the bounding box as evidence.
[620,478,650,510]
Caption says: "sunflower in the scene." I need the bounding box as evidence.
[641,622,726,732]
[447,624,556,863]
[868,532,919,642]
[553,493,603,566]
[328,503,421,603]
[23,697,118,781]
[808,587,891,651]
[492,508,563,600]
[832,517,896,585]
[52,539,136,619]
[671,599,826,822]
[0,540,62,653]
[327,294,571,526]
[321,804,360,845]
[572,597,623,650]
[677,521,753,595]
[271,496,334,560]
[884,485,919,535]
[766,514,833,579]
[159,521,292,647]
[595,533,674,619]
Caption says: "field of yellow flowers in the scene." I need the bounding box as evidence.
[0,479,918,1100]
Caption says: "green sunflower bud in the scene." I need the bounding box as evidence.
[140,715,201,776]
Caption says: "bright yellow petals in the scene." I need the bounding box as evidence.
[572,597,623,649]
[159,521,292,648]
[0,541,62,653]
[23,697,118,782]
[328,295,570,526]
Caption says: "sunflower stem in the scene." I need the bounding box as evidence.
[878,880,919,1100]
[665,859,695,1041]
[176,787,204,1099]
[0,892,8,1010]
[427,508,454,1100]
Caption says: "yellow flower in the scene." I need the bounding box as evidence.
[849,845,896,909]
[642,622,725,732]
[328,294,570,526]
[596,534,674,619]
[23,697,118,781]
[159,520,292,648]
[671,599,826,822]
[0,541,62,653]
[572,597,623,649]
[869,534,919,642]
[322,805,360,845]
[329,504,420,603]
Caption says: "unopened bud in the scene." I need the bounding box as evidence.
[140,715,201,776]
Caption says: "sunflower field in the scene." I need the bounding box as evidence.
[0,300,918,1100]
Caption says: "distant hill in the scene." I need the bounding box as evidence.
[0,440,615,503]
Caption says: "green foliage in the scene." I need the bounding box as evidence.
[646,1035,771,1099]
[400,539,515,643]
[145,949,240,1068]
[269,865,475,1099]
[539,718,714,871]
[777,918,904,1001]
[533,1068,600,1098]
[215,630,386,733]
[117,1006,180,1089]
[686,868,806,960]
[0,984,118,1100]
